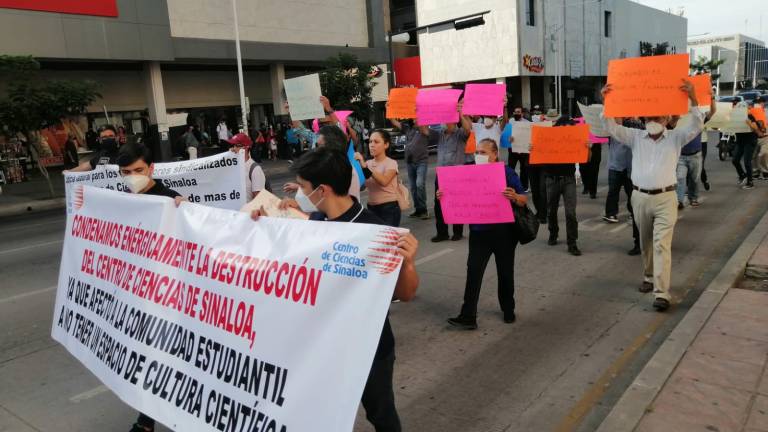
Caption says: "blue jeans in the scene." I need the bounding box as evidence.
[407,161,427,214]
[676,153,702,203]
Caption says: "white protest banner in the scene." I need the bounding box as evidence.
[720,106,751,133]
[52,186,404,431]
[576,102,609,137]
[64,151,246,215]
[511,121,551,153]
[704,102,733,129]
[283,74,324,121]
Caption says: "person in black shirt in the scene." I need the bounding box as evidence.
[252,147,419,432]
[538,117,584,256]
[119,144,184,432]
[69,125,121,172]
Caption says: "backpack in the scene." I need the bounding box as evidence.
[249,162,272,193]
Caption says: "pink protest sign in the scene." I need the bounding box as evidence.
[461,83,506,116]
[436,162,515,224]
[416,89,463,126]
[575,117,609,144]
[312,110,354,132]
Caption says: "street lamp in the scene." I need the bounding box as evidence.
[386,10,490,89]
[753,60,768,89]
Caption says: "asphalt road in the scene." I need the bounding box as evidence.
[0,153,767,432]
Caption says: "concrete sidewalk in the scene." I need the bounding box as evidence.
[598,210,768,432]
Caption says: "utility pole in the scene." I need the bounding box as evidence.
[232,0,248,133]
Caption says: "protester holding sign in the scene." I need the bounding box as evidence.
[441,138,527,330]
[536,117,586,256]
[69,125,120,172]
[390,119,437,219]
[601,80,703,312]
[508,106,532,191]
[256,147,420,432]
[463,97,509,164]
[354,129,402,227]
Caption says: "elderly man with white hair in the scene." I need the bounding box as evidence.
[600,80,703,312]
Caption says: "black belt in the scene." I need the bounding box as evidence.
[633,185,676,195]
[681,150,701,156]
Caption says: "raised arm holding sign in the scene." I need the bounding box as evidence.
[690,74,713,107]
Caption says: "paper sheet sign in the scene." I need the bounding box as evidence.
[690,74,713,106]
[721,106,752,133]
[576,102,609,137]
[530,124,590,164]
[705,102,734,129]
[510,121,552,154]
[461,84,506,116]
[416,89,463,126]
[574,117,609,144]
[386,88,418,119]
[436,163,514,224]
[284,73,325,121]
[605,54,690,117]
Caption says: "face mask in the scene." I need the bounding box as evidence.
[483,118,496,128]
[513,114,522,120]
[645,121,665,136]
[475,154,490,165]
[124,174,150,194]
[295,187,322,212]
[101,137,118,152]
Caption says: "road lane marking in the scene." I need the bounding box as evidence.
[0,286,56,304]
[415,249,454,266]
[69,385,109,403]
[0,219,63,234]
[0,240,63,255]
[609,224,628,234]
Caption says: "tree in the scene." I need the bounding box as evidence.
[319,53,376,124]
[690,56,726,81]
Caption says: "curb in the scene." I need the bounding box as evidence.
[0,198,66,218]
[596,208,768,432]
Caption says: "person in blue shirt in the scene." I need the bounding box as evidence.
[438,138,528,330]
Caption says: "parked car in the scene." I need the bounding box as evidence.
[737,91,764,103]
[388,125,441,159]
[718,95,744,104]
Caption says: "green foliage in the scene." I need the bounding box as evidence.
[690,56,726,81]
[0,56,100,135]
[640,42,672,57]
[319,53,376,123]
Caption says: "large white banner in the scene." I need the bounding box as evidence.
[52,186,403,431]
[64,152,247,214]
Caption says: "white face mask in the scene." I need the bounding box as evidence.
[483,117,496,128]
[124,174,150,194]
[475,154,490,165]
[645,121,665,136]
[295,186,323,212]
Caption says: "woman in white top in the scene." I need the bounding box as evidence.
[355,129,401,227]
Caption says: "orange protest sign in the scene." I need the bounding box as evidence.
[386,88,418,119]
[529,124,590,164]
[690,74,712,106]
[605,54,689,117]
[750,106,767,126]
[465,131,476,154]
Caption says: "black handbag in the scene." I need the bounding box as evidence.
[512,204,540,245]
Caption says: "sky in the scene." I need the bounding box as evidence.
[635,0,766,42]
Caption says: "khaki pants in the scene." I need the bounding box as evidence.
[631,190,677,301]
[188,146,198,160]
[757,137,768,173]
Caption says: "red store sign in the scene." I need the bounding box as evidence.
[0,0,117,17]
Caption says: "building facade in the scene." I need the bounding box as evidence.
[413,0,686,114]
[0,0,388,155]
[688,34,768,96]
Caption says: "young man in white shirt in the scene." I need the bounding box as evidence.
[216,119,230,146]
[601,80,703,312]
[227,133,267,200]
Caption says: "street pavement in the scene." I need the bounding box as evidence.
[0,153,767,432]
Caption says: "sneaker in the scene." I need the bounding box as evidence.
[677,202,684,210]
[739,177,748,186]
[420,212,431,220]
[568,245,582,256]
[431,235,449,243]
[603,215,619,223]
[690,199,700,207]
[742,182,755,190]
[447,315,478,330]
[703,181,711,191]
[548,236,558,246]
[628,245,641,256]
[408,212,420,218]
[653,297,670,312]
[451,234,463,241]
[391,299,401,303]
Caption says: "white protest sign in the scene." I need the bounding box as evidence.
[52,186,403,431]
[704,102,733,129]
[64,152,246,215]
[720,106,751,133]
[511,121,551,153]
[284,74,325,121]
[577,102,609,137]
